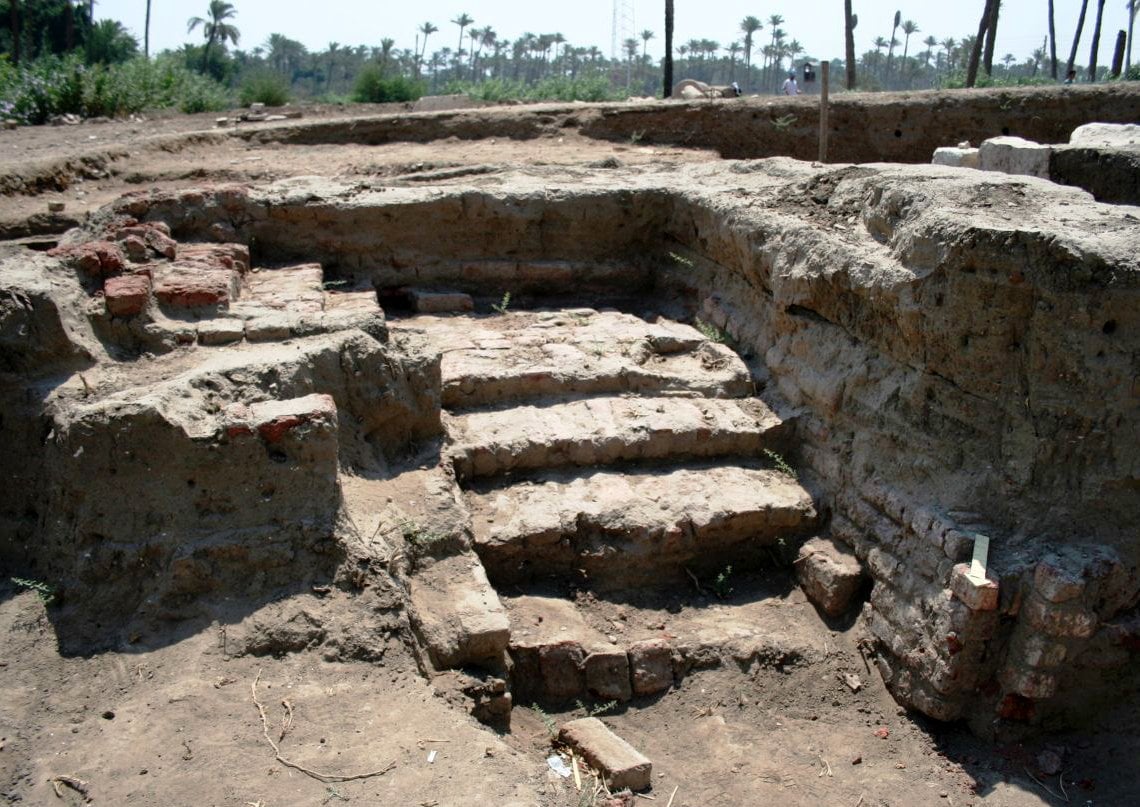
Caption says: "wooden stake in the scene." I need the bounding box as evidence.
[818,62,831,163]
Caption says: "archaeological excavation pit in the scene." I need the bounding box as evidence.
[2,155,1138,802]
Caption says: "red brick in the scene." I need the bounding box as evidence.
[558,718,652,791]
[153,266,238,309]
[249,394,337,444]
[48,241,126,276]
[104,274,152,317]
[950,563,999,611]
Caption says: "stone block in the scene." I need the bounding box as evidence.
[950,563,999,611]
[1000,666,1058,700]
[1011,632,1067,669]
[978,136,1052,179]
[1034,554,1086,603]
[1069,122,1140,147]
[198,318,245,345]
[558,717,652,791]
[245,314,293,342]
[104,274,151,317]
[629,639,673,696]
[796,536,865,617]
[407,553,510,670]
[539,641,587,699]
[584,649,632,702]
[410,289,474,314]
[1022,593,1097,639]
[932,147,981,169]
[942,530,975,562]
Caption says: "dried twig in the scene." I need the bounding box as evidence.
[665,785,679,807]
[279,699,295,742]
[684,567,704,595]
[817,753,833,777]
[1023,766,1069,802]
[49,775,89,801]
[251,669,396,784]
[1059,770,1068,802]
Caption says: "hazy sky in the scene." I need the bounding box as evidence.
[100,1,1134,68]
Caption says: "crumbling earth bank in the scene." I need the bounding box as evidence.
[1,156,1137,760]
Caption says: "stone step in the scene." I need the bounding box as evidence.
[506,589,823,706]
[445,396,787,480]
[469,465,817,588]
[407,551,511,671]
[393,309,751,409]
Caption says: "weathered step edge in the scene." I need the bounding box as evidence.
[470,466,818,588]
[447,396,790,480]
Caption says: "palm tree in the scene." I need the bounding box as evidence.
[982,0,1001,75]
[740,16,762,90]
[922,35,938,69]
[900,19,919,85]
[766,15,784,89]
[1087,0,1107,80]
[727,40,742,80]
[844,1,858,89]
[640,29,655,84]
[1048,0,1059,78]
[940,37,957,74]
[966,0,999,87]
[1127,0,1136,73]
[144,0,152,58]
[378,37,395,76]
[87,18,138,64]
[187,1,240,73]
[664,0,674,97]
[417,21,437,77]
[886,10,901,82]
[452,13,473,62]
[8,2,17,65]
[1067,0,1090,77]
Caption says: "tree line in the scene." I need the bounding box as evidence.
[2,1,1137,118]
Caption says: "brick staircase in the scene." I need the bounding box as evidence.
[394,306,842,717]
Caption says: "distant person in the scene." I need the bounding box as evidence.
[803,62,816,93]
[1064,69,1077,84]
[782,72,800,95]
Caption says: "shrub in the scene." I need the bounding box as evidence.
[352,67,424,103]
[0,54,230,124]
[239,73,291,107]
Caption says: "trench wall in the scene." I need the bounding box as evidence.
[241,84,1140,165]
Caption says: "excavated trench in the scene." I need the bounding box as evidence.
[1,159,1138,746]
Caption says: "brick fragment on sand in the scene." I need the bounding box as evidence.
[558,717,652,791]
[104,274,151,317]
[795,536,865,617]
[950,563,999,611]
